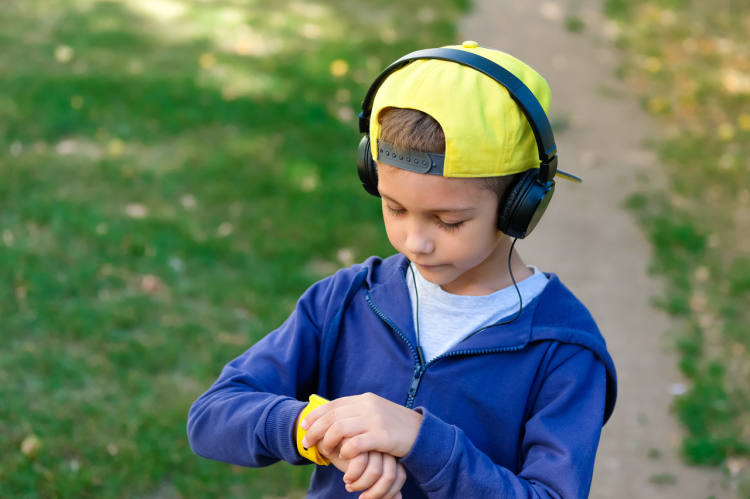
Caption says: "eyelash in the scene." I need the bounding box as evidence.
[437,219,464,231]
[386,206,464,231]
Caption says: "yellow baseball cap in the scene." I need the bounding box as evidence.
[368,42,576,180]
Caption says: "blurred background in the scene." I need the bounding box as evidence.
[601,0,750,494]
[1,0,747,497]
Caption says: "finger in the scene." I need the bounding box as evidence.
[359,453,398,499]
[300,399,335,431]
[345,451,382,492]
[301,394,364,430]
[385,464,407,499]
[301,408,341,449]
[299,405,335,449]
[376,460,406,499]
[339,432,383,460]
[379,457,405,499]
[318,418,368,458]
[302,404,364,449]
[342,452,368,484]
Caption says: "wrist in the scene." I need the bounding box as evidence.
[397,408,424,457]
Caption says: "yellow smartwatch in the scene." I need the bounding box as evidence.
[296,394,330,465]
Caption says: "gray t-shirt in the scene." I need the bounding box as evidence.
[406,264,549,361]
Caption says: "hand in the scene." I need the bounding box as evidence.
[300,392,423,460]
[295,403,406,498]
[343,450,406,499]
[318,445,405,499]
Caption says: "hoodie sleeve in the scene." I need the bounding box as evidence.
[400,346,607,498]
[186,275,335,467]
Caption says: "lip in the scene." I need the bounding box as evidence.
[414,262,443,270]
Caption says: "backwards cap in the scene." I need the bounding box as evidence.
[369,42,551,178]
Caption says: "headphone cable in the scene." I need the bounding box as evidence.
[410,237,523,364]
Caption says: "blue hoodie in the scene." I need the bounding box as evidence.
[187,254,617,498]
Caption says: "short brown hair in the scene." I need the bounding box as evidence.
[377,107,521,200]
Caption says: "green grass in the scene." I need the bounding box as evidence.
[605,0,750,486]
[0,0,469,496]
[649,472,678,486]
[563,15,585,34]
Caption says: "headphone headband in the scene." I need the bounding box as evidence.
[359,47,558,182]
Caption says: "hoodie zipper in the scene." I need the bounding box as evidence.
[406,363,426,408]
[365,293,421,365]
[366,292,526,408]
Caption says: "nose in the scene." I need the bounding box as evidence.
[404,221,434,256]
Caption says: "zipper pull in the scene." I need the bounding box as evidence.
[408,366,422,393]
[406,364,425,408]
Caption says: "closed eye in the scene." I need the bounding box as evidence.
[436,218,464,231]
[386,204,465,231]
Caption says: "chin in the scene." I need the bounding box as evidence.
[416,264,458,285]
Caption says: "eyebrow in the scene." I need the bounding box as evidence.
[380,194,476,213]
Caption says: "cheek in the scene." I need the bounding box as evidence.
[381,213,404,248]
[457,224,501,261]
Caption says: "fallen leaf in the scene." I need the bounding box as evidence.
[140,274,164,294]
[21,434,42,459]
[125,203,148,219]
[330,59,349,77]
[55,45,74,63]
[200,52,216,69]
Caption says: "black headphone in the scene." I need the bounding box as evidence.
[356,47,560,239]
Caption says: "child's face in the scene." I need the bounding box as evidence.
[377,163,507,295]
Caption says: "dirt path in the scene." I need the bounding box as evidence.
[460,1,731,497]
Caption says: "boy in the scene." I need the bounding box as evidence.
[187,41,617,498]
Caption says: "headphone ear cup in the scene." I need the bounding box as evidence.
[357,135,381,197]
[497,170,554,238]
